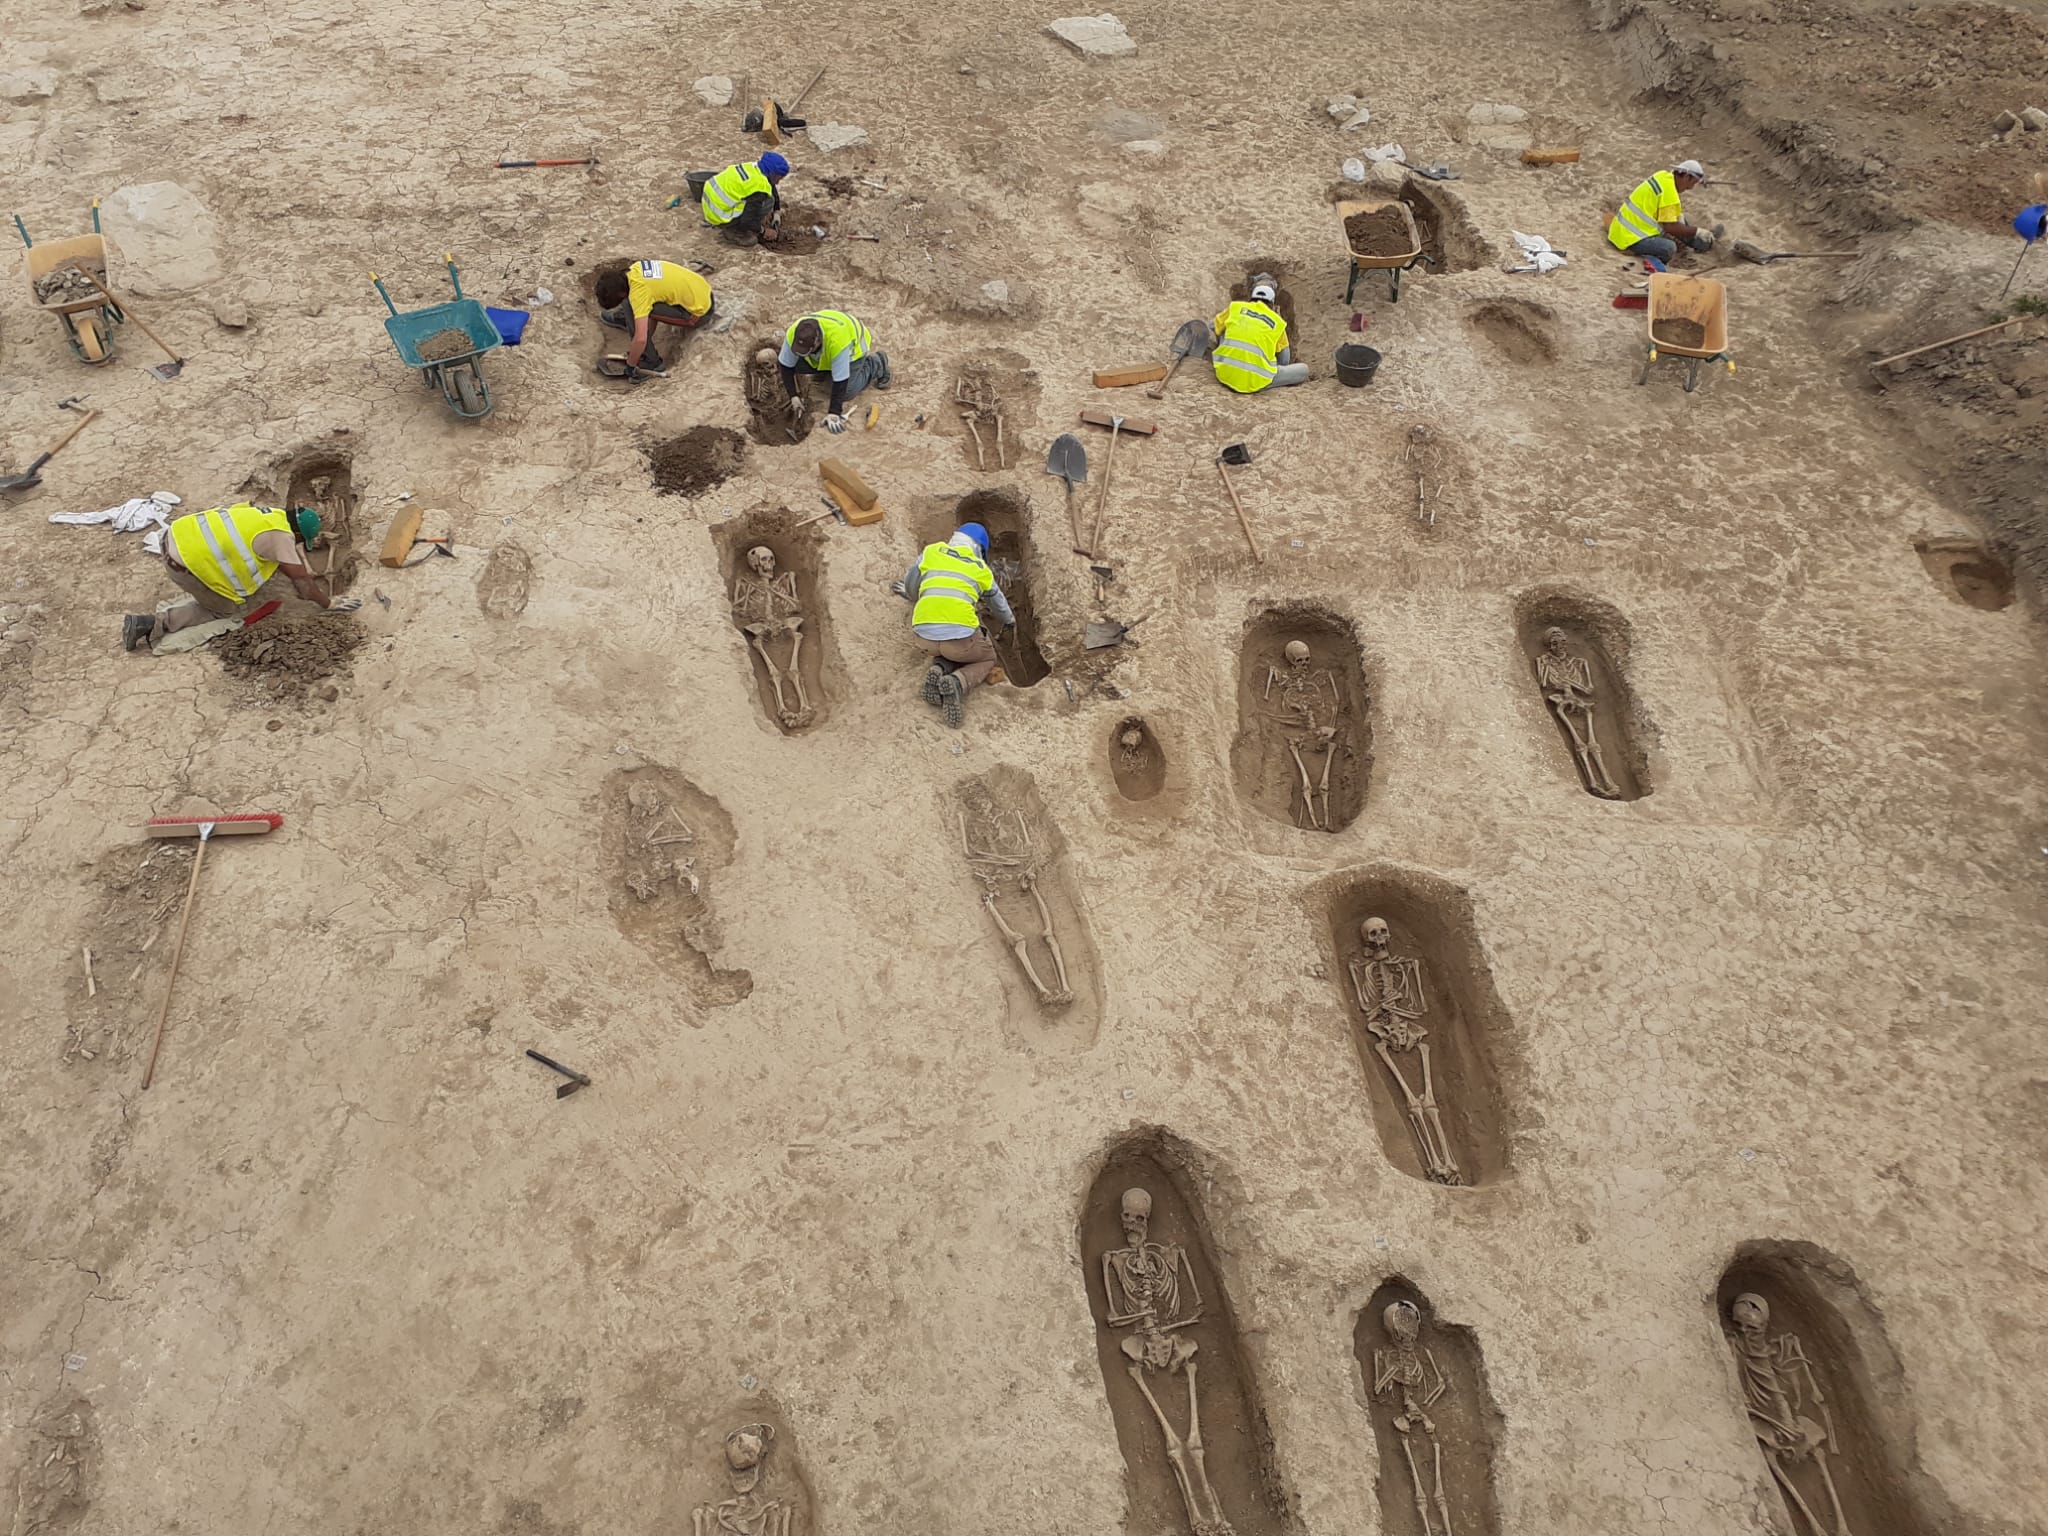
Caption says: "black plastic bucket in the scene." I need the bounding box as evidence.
[1335,344,1382,387]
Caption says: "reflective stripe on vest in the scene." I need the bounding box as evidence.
[1608,171,1675,249]
[1212,302,1282,394]
[910,542,993,630]
[703,162,771,226]
[785,310,872,369]
[170,504,292,603]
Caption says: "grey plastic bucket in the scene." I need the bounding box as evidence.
[1335,344,1382,387]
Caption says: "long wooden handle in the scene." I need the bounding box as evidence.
[141,830,210,1089]
[1870,317,2031,370]
[1218,462,1261,562]
[788,65,826,112]
[37,409,99,463]
[1146,353,1188,400]
[1065,480,1091,557]
[69,261,181,364]
[1091,427,1121,554]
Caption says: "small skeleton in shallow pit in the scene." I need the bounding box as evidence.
[1372,1300,1457,1536]
[1117,723,1149,773]
[1101,1188,1237,1536]
[1404,424,1455,528]
[1534,626,1621,798]
[729,545,813,729]
[962,806,1073,1007]
[1263,639,1343,831]
[1728,1293,1857,1536]
[1349,917,1461,1185]
[692,1423,794,1536]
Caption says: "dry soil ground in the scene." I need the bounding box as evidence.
[3,0,2047,1533]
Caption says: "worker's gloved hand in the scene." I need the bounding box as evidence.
[824,412,848,434]
[1691,228,1716,252]
[325,595,363,615]
[785,394,806,420]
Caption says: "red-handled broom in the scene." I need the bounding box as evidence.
[140,813,284,1088]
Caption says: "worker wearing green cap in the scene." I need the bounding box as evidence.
[122,503,359,653]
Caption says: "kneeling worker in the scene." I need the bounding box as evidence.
[596,259,715,375]
[692,152,790,245]
[121,503,358,652]
[780,310,891,434]
[903,522,1013,728]
[1607,159,1716,264]
[1212,275,1309,393]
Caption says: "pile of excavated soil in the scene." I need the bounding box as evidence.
[1653,318,1708,350]
[766,208,830,256]
[214,619,366,698]
[647,426,748,497]
[1345,205,1415,258]
[414,328,475,362]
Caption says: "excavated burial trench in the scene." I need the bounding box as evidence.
[1108,715,1165,802]
[1514,594,1650,802]
[708,507,835,734]
[1231,605,1371,832]
[920,489,1049,686]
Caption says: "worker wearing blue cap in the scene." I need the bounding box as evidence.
[899,522,1014,726]
[687,153,791,246]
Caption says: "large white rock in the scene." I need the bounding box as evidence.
[692,75,734,106]
[1467,101,1527,124]
[808,123,869,153]
[1121,138,1168,159]
[101,181,222,295]
[1046,14,1135,57]
[0,67,58,104]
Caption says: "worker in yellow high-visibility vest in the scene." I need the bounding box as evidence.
[683,152,791,246]
[1607,159,1716,264]
[595,259,716,375]
[1210,276,1309,394]
[779,310,892,434]
[121,504,358,653]
[897,522,1014,727]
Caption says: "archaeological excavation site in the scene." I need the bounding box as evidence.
[3,0,2046,1532]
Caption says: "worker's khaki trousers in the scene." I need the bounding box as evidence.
[925,633,998,692]
[152,559,295,641]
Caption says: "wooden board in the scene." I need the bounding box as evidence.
[379,504,425,567]
[1092,363,1168,388]
[1078,407,1159,436]
[761,100,783,146]
[1521,147,1582,164]
[818,456,876,509]
[825,480,883,527]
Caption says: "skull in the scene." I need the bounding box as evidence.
[1730,1293,1771,1336]
[1383,1299,1421,1344]
[723,1422,775,1492]
[1284,639,1310,667]
[1543,625,1569,656]
[1120,726,1145,751]
[747,545,777,577]
[1361,916,1391,955]
[1119,1187,1153,1245]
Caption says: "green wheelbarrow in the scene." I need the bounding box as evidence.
[372,254,501,419]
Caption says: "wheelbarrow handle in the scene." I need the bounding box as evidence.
[12,213,28,248]
[370,273,398,317]
[445,253,462,301]
[91,197,101,234]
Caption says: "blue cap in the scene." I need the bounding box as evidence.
[956,522,990,552]
[2016,203,2047,242]
[759,152,790,179]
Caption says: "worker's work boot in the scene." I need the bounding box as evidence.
[921,659,955,706]
[121,614,154,652]
[936,671,965,728]
[872,351,893,390]
[598,304,632,333]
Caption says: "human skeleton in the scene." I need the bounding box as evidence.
[729,546,813,729]
[1534,626,1621,799]
[1729,1293,1857,1536]
[1371,1300,1457,1536]
[1262,639,1342,831]
[1100,1188,1237,1536]
[962,806,1072,1007]
[692,1423,795,1536]
[1349,917,1461,1185]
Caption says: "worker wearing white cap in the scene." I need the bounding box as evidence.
[1607,160,1716,264]
[1211,274,1309,393]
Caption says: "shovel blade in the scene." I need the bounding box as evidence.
[1168,318,1211,359]
[1219,443,1252,466]
[1045,431,1088,486]
[148,359,186,380]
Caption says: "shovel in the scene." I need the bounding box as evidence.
[1147,319,1211,400]
[1216,443,1261,562]
[0,409,98,492]
[1045,432,1090,555]
[1730,240,1859,265]
[65,261,184,378]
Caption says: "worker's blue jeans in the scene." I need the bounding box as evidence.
[1625,235,1679,262]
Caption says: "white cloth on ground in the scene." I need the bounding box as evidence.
[50,491,182,552]
[1506,231,1567,274]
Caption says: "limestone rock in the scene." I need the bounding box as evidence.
[209,297,249,329]
[2022,106,2048,131]
[1467,101,1527,125]
[1992,109,2021,134]
[0,67,58,104]
[1045,14,1135,58]
[808,123,869,153]
[981,280,1010,305]
[693,75,734,107]
[1096,106,1161,144]
[1122,139,1167,159]
[101,181,222,295]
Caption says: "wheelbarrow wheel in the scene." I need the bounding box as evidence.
[1684,358,1701,393]
[70,312,110,365]
[452,366,484,417]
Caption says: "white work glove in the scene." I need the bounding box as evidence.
[324,595,363,615]
[785,394,807,420]
[824,412,848,434]
[1692,228,1716,252]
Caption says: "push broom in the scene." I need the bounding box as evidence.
[139,813,283,1089]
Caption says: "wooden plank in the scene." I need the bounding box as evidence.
[1521,147,1582,164]
[379,504,425,567]
[760,100,783,146]
[1092,363,1168,388]
[1078,407,1159,436]
[825,480,883,527]
[818,457,876,509]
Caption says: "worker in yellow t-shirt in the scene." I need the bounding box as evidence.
[595,259,716,376]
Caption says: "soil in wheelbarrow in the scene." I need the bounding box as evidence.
[416,328,478,363]
[1345,205,1416,258]
[1651,317,1708,351]
[647,427,749,497]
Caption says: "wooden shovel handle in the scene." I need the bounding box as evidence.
[141,828,210,1089]
[1869,316,2032,371]
[66,260,181,364]
[1146,353,1187,400]
[1218,461,1261,562]
[39,409,100,462]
